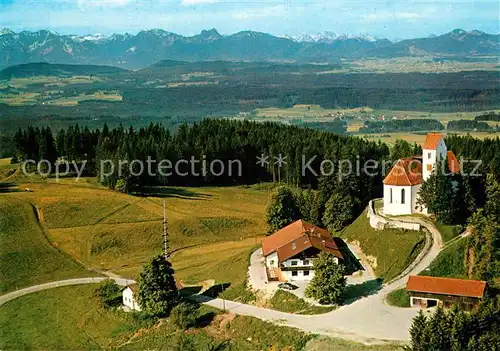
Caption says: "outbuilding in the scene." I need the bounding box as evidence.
[406,275,486,310]
[122,284,141,311]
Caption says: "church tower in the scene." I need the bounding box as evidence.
[422,133,447,181]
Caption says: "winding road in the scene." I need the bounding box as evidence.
[1,214,450,345]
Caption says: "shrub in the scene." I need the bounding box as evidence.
[170,301,199,330]
[94,279,120,307]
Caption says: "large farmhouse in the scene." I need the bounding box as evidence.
[383,133,460,216]
[262,220,344,282]
[406,275,486,310]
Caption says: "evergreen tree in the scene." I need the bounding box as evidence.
[322,192,360,232]
[137,255,178,317]
[418,159,457,224]
[428,307,451,350]
[409,310,429,351]
[391,139,413,160]
[266,186,301,233]
[305,252,346,305]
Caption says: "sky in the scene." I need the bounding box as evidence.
[1,0,499,40]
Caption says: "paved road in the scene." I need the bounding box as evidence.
[0,277,135,307]
[0,215,447,344]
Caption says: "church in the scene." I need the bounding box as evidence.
[382,133,460,216]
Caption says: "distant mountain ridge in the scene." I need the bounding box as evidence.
[1,28,498,70]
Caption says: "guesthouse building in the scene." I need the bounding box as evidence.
[262,220,344,282]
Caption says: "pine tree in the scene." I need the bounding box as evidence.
[409,310,428,351]
[266,186,301,233]
[428,307,451,350]
[305,252,346,305]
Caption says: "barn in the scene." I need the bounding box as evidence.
[406,275,486,310]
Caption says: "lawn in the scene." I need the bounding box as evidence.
[386,288,411,308]
[420,239,468,279]
[0,197,92,294]
[435,222,462,243]
[0,284,307,351]
[340,210,426,281]
[268,289,335,314]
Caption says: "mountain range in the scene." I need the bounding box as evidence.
[1,28,498,70]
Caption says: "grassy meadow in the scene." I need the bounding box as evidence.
[0,196,92,293]
[420,239,468,279]
[340,210,426,281]
[0,177,270,298]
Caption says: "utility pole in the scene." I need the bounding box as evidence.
[163,200,169,261]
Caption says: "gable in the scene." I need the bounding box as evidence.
[383,158,423,186]
[423,133,443,150]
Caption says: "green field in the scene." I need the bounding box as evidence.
[420,239,468,279]
[0,180,270,299]
[340,210,426,281]
[0,196,92,293]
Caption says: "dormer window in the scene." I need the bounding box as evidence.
[428,152,432,159]
[291,242,296,250]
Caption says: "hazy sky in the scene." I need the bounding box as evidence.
[1,0,499,40]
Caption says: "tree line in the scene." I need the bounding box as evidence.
[359,119,444,133]
[447,120,494,131]
[12,119,390,192]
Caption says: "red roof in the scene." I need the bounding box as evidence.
[406,275,486,298]
[447,151,460,173]
[423,133,443,150]
[262,220,343,262]
[383,158,423,186]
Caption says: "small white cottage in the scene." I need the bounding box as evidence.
[122,284,141,311]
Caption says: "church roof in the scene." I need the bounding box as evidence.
[383,158,424,186]
[423,133,443,150]
[447,151,460,173]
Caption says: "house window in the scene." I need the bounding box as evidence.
[303,260,310,265]
[291,260,297,266]
[389,188,393,204]
[292,271,298,276]
[303,270,310,276]
[401,189,405,204]
[291,242,296,250]
[269,260,275,266]
[428,152,432,159]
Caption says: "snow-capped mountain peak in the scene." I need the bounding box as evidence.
[281,31,380,43]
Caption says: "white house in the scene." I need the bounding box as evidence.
[261,220,344,282]
[383,133,460,216]
[122,284,141,311]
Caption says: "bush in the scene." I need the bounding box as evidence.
[170,301,199,330]
[94,279,120,307]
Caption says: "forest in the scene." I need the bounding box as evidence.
[447,120,494,131]
[359,119,444,133]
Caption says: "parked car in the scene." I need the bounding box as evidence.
[278,282,298,291]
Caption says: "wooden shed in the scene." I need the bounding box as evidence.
[406,275,486,311]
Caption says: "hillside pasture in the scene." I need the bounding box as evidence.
[0,196,91,293]
[2,182,269,287]
[340,210,426,281]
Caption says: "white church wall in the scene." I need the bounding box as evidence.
[383,184,412,215]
